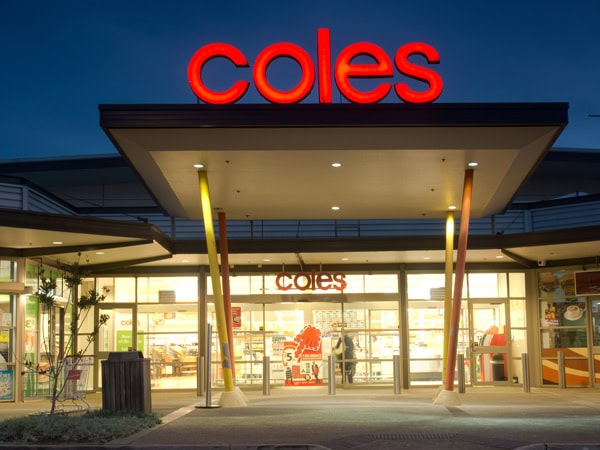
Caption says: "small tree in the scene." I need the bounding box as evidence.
[35,263,109,414]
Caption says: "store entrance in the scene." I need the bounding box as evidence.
[469,299,510,385]
[96,305,136,388]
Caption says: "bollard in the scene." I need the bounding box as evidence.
[393,354,401,395]
[197,356,205,397]
[457,354,466,393]
[263,356,270,396]
[196,324,219,408]
[205,323,213,406]
[328,354,336,395]
[522,353,530,393]
[557,351,566,389]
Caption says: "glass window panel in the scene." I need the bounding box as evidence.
[510,299,526,328]
[0,260,16,282]
[407,273,445,300]
[592,300,600,346]
[364,274,398,293]
[539,271,576,300]
[137,277,198,303]
[511,328,528,357]
[508,272,526,297]
[541,299,586,328]
[229,276,252,295]
[541,328,588,349]
[468,273,507,298]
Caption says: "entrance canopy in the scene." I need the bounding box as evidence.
[100,103,568,222]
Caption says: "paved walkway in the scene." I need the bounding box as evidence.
[2,386,600,449]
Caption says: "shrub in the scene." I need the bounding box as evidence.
[0,410,161,444]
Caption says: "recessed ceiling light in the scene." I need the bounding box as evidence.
[182,259,189,263]
[341,257,349,261]
[423,256,431,260]
[331,162,342,168]
[331,205,340,211]
[263,258,271,262]
[193,163,205,168]
[496,255,504,259]
[52,241,63,245]
[468,161,478,167]
[448,205,457,210]
[95,251,105,255]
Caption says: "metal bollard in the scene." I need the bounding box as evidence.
[197,356,205,397]
[328,354,336,395]
[263,356,270,396]
[205,324,213,407]
[393,354,401,395]
[457,354,466,393]
[557,351,566,389]
[521,353,530,393]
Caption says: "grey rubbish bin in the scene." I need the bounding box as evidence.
[491,353,506,381]
[101,351,152,413]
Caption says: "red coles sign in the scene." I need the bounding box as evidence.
[188,28,442,105]
[276,270,347,292]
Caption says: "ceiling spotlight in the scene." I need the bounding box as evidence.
[95,251,105,255]
[193,163,205,168]
[331,162,342,168]
[467,161,478,167]
[52,241,63,245]
[331,205,340,211]
[448,205,457,210]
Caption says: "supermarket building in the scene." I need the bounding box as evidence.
[0,35,599,401]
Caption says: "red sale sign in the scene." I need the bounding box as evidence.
[282,325,323,386]
[188,28,442,105]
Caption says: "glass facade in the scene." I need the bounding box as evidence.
[9,258,600,401]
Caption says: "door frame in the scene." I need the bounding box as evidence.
[93,303,136,389]
[468,298,511,385]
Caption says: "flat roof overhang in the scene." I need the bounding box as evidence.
[100,103,569,221]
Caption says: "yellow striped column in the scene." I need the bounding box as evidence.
[198,171,234,393]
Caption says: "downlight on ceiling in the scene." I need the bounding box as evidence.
[467,161,479,167]
[331,162,342,168]
[193,163,205,169]
[331,205,340,211]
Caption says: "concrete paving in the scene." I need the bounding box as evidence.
[2,386,600,449]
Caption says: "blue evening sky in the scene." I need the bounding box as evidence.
[1,0,599,160]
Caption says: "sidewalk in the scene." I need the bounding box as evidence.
[2,386,600,449]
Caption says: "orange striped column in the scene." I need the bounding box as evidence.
[218,211,236,380]
[444,169,474,392]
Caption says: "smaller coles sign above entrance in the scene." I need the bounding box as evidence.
[188,28,442,105]
[276,270,347,292]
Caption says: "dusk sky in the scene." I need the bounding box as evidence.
[1,0,599,160]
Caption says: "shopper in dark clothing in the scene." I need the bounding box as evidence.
[335,333,356,383]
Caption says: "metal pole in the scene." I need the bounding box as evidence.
[457,354,466,393]
[197,356,205,397]
[328,354,336,395]
[393,354,401,395]
[263,356,270,396]
[205,323,213,407]
[557,351,566,389]
[521,353,530,393]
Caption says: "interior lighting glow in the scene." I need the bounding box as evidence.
[468,161,478,167]
[331,162,342,168]
[52,241,63,245]
[331,205,340,211]
[448,205,457,210]
[95,252,105,255]
[193,163,205,168]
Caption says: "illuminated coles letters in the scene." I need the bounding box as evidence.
[276,270,347,292]
[188,28,442,105]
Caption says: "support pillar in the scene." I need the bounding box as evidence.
[435,169,474,405]
[198,171,246,407]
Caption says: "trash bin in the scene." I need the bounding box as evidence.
[101,351,152,413]
[491,353,506,381]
